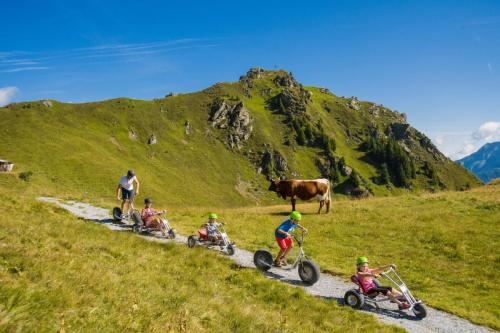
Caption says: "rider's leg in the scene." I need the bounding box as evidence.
[280,238,294,263]
[274,249,285,266]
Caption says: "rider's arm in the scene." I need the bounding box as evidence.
[134,177,140,194]
[276,229,290,237]
[116,185,121,199]
[357,271,376,278]
[371,265,394,274]
[297,224,308,233]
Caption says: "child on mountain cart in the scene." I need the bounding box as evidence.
[274,211,307,267]
[140,198,168,236]
[356,256,410,310]
[204,213,222,242]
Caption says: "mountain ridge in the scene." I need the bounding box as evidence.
[457,142,500,183]
[0,68,480,206]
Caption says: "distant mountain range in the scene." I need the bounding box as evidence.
[457,142,500,183]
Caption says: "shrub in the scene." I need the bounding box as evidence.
[19,171,33,182]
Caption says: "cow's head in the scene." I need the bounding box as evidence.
[268,179,281,197]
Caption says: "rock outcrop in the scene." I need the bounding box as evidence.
[147,134,157,145]
[209,100,253,149]
[273,72,299,89]
[260,148,288,178]
[348,96,360,111]
[184,121,192,135]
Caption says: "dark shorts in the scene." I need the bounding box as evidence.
[367,286,392,295]
[121,188,135,200]
[367,286,392,296]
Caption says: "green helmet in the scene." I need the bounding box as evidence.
[290,211,302,221]
[208,213,218,219]
[357,256,368,265]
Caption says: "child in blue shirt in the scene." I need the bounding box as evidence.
[274,211,307,266]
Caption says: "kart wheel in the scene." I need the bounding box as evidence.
[168,229,176,239]
[298,260,320,285]
[132,211,142,225]
[344,289,365,309]
[112,207,122,221]
[413,303,427,319]
[187,235,197,248]
[226,244,235,256]
[253,250,273,272]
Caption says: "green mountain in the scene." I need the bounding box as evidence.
[457,142,500,183]
[0,68,480,206]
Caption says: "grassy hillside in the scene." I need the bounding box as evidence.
[170,184,500,330]
[0,177,401,333]
[0,68,480,208]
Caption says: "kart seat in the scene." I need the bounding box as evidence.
[351,275,380,298]
[198,227,208,240]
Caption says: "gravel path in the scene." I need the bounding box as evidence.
[37,197,497,333]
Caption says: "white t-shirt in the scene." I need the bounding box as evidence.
[119,175,136,191]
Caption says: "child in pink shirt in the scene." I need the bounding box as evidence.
[356,256,409,310]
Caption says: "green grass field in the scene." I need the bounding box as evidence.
[0,178,402,333]
[169,184,500,330]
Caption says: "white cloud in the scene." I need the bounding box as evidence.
[432,121,500,160]
[0,86,18,106]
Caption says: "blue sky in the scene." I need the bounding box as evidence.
[1,0,499,158]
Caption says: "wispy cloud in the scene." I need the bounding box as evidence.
[0,66,49,73]
[432,121,500,160]
[487,62,493,75]
[0,39,218,73]
[0,86,18,106]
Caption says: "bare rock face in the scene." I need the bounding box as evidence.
[245,67,265,79]
[42,100,53,108]
[368,104,380,117]
[239,68,265,97]
[260,148,288,178]
[184,121,192,135]
[272,88,311,115]
[348,96,360,111]
[273,72,299,89]
[147,134,157,145]
[387,122,410,141]
[209,100,253,149]
[128,128,138,141]
[319,87,332,95]
[341,164,353,176]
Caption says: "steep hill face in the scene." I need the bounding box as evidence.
[0,68,480,206]
[457,142,500,183]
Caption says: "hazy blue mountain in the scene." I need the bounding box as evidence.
[457,142,500,183]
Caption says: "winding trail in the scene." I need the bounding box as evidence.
[37,197,496,333]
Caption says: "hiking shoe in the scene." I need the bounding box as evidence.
[399,303,410,310]
[273,260,282,267]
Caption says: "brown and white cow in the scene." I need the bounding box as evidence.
[268,179,331,213]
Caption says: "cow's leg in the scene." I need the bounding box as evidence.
[326,199,331,213]
[318,200,324,214]
[291,197,296,212]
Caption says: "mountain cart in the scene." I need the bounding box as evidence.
[253,230,320,285]
[187,223,235,255]
[344,266,427,318]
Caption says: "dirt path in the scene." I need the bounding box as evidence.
[37,197,496,333]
